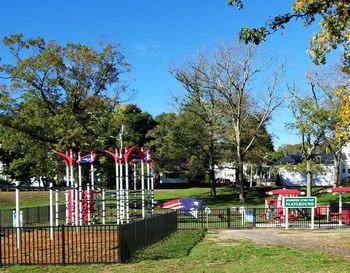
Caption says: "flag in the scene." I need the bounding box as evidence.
[130,152,151,163]
[158,198,202,219]
[158,198,202,211]
[144,151,151,162]
[77,153,96,164]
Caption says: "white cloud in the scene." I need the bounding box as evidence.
[135,43,161,57]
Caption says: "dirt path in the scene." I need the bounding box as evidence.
[211,229,350,257]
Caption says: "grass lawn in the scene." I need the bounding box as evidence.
[154,186,350,208]
[0,191,65,210]
[1,186,350,210]
[4,230,350,273]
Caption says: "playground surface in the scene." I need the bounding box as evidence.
[216,228,350,257]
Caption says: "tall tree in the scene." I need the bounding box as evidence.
[171,44,284,203]
[0,34,130,183]
[153,112,204,182]
[307,70,348,186]
[287,70,347,194]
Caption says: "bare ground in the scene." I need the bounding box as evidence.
[209,228,350,257]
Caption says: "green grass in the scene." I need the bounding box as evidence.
[154,187,265,208]
[0,191,65,210]
[2,186,350,210]
[4,230,350,273]
[133,230,205,261]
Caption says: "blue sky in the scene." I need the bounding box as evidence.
[0,0,337,148]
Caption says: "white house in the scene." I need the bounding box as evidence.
[215,163,236,182]
[274,143,350,186]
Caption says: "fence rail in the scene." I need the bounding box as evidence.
[0,211,177,267]
[119,211,177,262]
[177,208,350,230]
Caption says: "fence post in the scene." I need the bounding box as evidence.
[201,209,204,229]
[253,208,256,228]
[227,208,231,229]
[61,225,65,266]
[118,224,124,263]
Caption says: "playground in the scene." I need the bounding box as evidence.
[0,146,178,267]
[3,163,350,268]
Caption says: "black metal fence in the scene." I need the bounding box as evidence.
[0,225,119,266]
[119,211,177,262]
[177,208,350,230]
[0,211,177,267]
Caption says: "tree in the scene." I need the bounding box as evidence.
[288,69,347,194]
[228,0,350,73]
[307,70,348,186]
[100,104,156,149]
[335,79,350,140]
[0,34,130,183]
[277,144,303,156]
[171,44,284,203]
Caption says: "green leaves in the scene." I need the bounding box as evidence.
[231,1,350,73]
[0,34,132,183]
[239,27,267,45]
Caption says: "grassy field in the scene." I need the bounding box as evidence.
[4,230,350,273]
[1,186,350,210]
[153,186,350,208]
[0,191,66,210]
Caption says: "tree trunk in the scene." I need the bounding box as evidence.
[306,160,312,196]
[237,159,245,204]
[209,169,216,198]
[333,153,341,187]
[208,161,216,198]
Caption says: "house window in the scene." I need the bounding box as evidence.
[348,169,350,174]
[343,169,346,174]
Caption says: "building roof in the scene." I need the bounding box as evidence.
[273,154,303,165]
[274,153,334,166]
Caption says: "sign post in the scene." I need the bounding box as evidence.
[283,197,317,230]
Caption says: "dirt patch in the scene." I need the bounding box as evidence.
[214,229,350,257]
[1,227,119,265]
[206,230,241,247]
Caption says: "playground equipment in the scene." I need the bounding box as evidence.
[103,146,154,224]
[52,150,96,227]
[49,146,154,227]
[262,188,305,223]
[12,146,154,247]
[319,187,350,225]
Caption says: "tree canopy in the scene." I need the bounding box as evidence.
[0,34,132,184]
[228,0,350,73]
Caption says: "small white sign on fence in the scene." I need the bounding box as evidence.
[12,210,23,227]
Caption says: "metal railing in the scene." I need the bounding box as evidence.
[0,211,177,267]
[119,211,177,262]
[177,208,350,230]
[0,225,119,266]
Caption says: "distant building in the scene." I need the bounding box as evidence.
[215,163,236,182]
[157,158,189,184]
[159,171,188,184]
[273,144,350,186]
